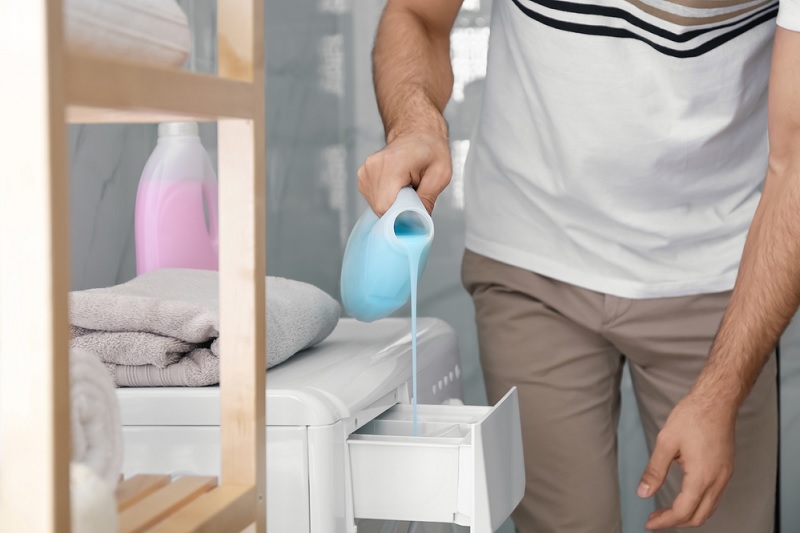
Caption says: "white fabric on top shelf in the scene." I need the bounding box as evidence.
[70,348,123,489]
[64,0,191,67]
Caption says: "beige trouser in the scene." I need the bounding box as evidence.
[461,249,777,533]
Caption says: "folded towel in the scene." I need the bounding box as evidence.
[70,348,123,488]
[72,327,193,368]
[106,348,219,387]
[264,276,343,367]
[70,269,341,386]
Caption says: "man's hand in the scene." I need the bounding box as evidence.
[638,393,736,530]
[357,132,452,217]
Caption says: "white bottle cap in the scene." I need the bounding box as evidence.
[158,122,199,137]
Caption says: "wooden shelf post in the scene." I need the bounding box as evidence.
[0,1,267,531]
[0,0,72,532]
[218,1,267,532]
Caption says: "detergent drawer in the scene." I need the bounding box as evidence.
[347,387,524,532]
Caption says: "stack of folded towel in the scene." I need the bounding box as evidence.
[70,269,341,387]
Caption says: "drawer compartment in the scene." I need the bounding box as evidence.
[347,388,524,532]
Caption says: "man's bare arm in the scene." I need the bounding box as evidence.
[358,0,463,215]
[640,26,800,530]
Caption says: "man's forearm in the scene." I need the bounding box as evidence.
[358,1,461,215]
[689,28,800,413]
[692,167,800,412]
[372,3,455,142]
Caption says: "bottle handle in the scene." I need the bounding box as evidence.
[202,178,219,251]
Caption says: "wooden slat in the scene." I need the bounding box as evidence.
[218,1,267,532]
[116,475,171,512]
[65,54,255,122]
[146,485,255,533]
[118,476,217,533]
[0,1,72,532]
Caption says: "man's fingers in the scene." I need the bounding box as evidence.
[676,476,728,528]
[415,184,439,215]
[359,155,410,217]
[415,163,451,214]
[645,473,707,530]
[358,134,452,217]
[639,394,736,530]
[646,507,670,528]
[676,490,718,528]
[639,434,678,499]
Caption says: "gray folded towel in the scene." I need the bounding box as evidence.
[70,269,341,386]
[72,327,192,368]
[105,348,219,387]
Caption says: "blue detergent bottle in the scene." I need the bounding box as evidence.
[341,187,434,322]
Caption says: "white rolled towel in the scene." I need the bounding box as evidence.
[71,348,123,489]
[71,462,118,533]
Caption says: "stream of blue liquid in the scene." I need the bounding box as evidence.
[395,227,428,437]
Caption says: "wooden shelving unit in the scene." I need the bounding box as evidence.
[0,1,266,532]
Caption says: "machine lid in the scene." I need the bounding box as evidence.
[116,317,457,427]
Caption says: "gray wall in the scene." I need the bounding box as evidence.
[69,0,217,291]
[67,1,795,532]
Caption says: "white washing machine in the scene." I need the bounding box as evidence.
[117,317,524,533]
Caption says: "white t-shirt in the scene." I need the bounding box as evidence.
[464,0,799,298]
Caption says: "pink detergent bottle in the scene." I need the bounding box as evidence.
[135,122,218,275]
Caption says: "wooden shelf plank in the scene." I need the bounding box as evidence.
[116,475,171,512]
[67,107,216,124]
[65,54,255,123]
[118,476,217,533]
[146,485,256,533]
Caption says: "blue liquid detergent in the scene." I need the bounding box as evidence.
[394,221,430,436]
[340,187,434,436]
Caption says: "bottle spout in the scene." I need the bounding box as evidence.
[382,187,435,248]
[393,210,433,240]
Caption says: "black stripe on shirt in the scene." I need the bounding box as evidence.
[517,0,778,42]
[511,0,778,57]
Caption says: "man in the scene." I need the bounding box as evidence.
[358,0,800,531]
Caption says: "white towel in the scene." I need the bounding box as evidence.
[64,0,191,67]
[71,348,123,489]
[71,462,118,533]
